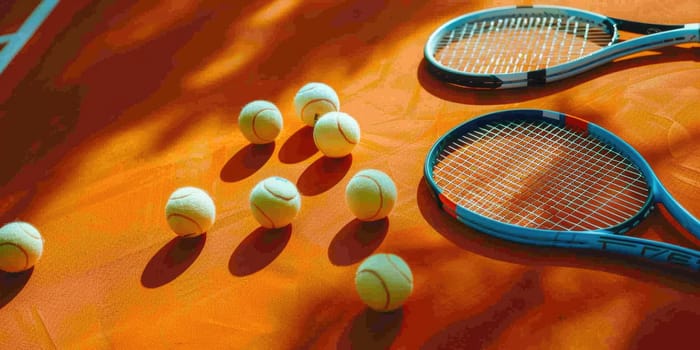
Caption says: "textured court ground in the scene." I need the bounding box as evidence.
[1,1,699,348]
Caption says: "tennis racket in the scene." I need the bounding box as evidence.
[424,109,700,271]
[424,5,699,89]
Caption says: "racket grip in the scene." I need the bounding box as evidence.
[454,211,700,272]
[593,234,700,272]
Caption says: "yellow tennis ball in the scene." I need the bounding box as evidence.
[294,82,340,127]
[238,100,283,144]
[313,112,360,158]
[355,253,413,312]
[165,187,216,237]
[0,222,44,273]
[250,176,301,229]
[345,169,397,221]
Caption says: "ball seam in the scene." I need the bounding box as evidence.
[263,182,297,201]
[167,213,204,234]
[18,224,41,240]
[298,85,319,94]
[0,242,29,270]
[356,174,384,220]
[169,192,194,201]
[385,254,412,284]
[251,108,276,142]
[358,268,391,310]
[336,114,357,145]
[301,99,337,122]
[251,203,277,228]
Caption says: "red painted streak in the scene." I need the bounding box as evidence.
[438,193,458,218]
[565,114,589,134]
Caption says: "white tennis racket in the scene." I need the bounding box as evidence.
[424,5,699,89]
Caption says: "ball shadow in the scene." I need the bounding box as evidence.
[0,268,33,309]
[297,155,352,196]
[229,225,292,277]
[279,126,317,164]
[416,176,700,290]
[141,235,206,289]
[337,308,404,350]
[328,218,389,266]
[220,143,275,183]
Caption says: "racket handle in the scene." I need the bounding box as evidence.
[591,234,700,272]
[452,212,700,272]
[611,18,684,34]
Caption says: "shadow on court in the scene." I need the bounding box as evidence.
[220,143,275,183]
[421,270,544,349]
[0,268,33,309]
[328,218,389,266]
[279,126,318,164]
[337,308,404,350]
[229,225,292,277]
[629,299,700,350]
[141,234,206,288]
[297,155,353,196]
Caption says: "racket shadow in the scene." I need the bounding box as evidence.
[417,45,699,105]
[415,177,700,291]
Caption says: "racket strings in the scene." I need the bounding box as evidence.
[434,14,614,74]
[447,123,645,225]
[440,125,641,228]
[440,122,648,230]
[432,120,650,231]
[438,123,644,230]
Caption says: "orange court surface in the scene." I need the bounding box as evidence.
[1,0,699,348]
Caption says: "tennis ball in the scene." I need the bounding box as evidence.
[355,253,413,312]
[165,187,216,237]
[0,222,44,273]
[250,176,301,229]
[346,169,397,221]
[294,82,340,127]
[313,112,360,158]
[238,100,283,144]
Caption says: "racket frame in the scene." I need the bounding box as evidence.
[424,109,700,270]
[424,5,700,89]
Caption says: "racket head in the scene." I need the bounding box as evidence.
[424,5,618,88]
[424,109,656,241]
